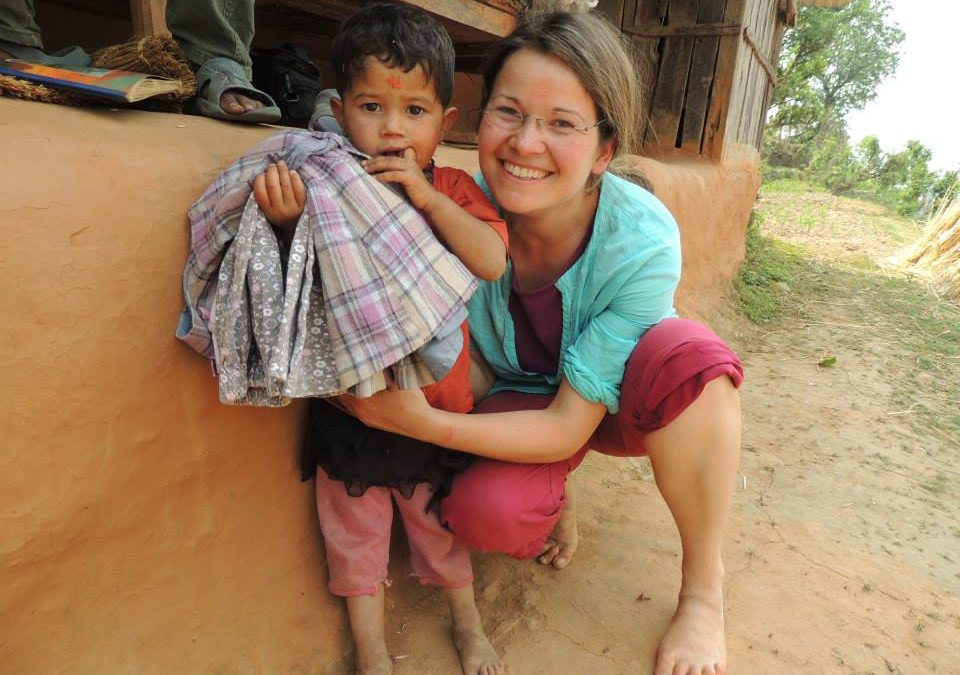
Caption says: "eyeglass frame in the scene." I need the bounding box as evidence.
[477,106,607,138]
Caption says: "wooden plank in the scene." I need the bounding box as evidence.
[595,0,626,26]
[627,0,669,30]
[623,0,665,146]
[129,0,167,36]
[738,0,771,147]
[680,0,726,152]
[756,0,782,146]
[761,11,789,147]
[732,0,757,145]
[643,0,700,153]
[702,0,746,159]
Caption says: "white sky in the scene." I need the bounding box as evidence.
[845,0,960,173]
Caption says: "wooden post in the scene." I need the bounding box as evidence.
[130,0,169,37]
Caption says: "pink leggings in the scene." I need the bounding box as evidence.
[314,467,474,597]
[441,318,744,559]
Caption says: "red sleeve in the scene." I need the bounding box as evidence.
[432,166,509,250]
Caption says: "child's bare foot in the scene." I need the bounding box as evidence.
[538,481,578,569]
[444,586,504,675]
[453,626,504,675]
[654,590,727,675]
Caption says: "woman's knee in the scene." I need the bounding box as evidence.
[442,461,566,556]
[619,318,743,432]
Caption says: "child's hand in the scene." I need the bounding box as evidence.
[253,161,307,231]
[363,148,438,212]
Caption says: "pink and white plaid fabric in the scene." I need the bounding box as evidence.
[176,131,476,405]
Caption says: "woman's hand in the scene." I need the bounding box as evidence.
[336,386,436,440]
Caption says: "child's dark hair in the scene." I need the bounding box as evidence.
[331,3,456,106]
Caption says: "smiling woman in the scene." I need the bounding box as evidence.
[343,8,746,675]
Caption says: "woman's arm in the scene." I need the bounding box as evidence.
[339,379,607,464]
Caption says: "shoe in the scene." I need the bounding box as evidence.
[193,56,281,124]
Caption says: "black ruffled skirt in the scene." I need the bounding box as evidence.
[300,399,473,516]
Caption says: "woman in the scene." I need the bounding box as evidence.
[344,9,743,675]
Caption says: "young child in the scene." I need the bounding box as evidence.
[252,5,507,675]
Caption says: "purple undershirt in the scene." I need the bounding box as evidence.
[508,225,593,374]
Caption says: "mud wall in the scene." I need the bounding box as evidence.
[0,96,757,674]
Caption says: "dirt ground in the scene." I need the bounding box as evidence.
[329,188,960,675]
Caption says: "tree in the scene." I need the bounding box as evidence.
[767,0,904,151]
[877,141,935,216]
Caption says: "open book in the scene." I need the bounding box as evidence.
[0,58,186,102]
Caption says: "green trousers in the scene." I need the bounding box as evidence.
[0,0,256,75]
[0,0,42,48]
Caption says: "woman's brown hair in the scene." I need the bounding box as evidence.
[481,10,644,178]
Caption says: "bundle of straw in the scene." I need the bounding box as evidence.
[903,189,960,301]
[0,73,77,106]
[92,34,196,99]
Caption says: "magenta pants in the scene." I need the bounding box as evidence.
[441,318,744,559]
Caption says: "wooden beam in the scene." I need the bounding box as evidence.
[395,0,517,37]
[623,21,741,38]
[129,0,168,36]
[274,0,516,38]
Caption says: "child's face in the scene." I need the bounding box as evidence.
[332,57,458,170]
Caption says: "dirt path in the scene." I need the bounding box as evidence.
[356,187,960,675]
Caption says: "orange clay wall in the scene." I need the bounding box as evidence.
[0,97,757,674]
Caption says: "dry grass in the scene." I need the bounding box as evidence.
[900,192,960,301]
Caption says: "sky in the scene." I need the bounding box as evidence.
[845,0,960,173]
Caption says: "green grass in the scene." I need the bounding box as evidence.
[760,177,816,195]
[733,210,811,324]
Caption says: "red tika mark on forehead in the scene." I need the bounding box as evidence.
[386,76,403,89]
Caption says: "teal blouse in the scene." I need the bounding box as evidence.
[468,171,681,414]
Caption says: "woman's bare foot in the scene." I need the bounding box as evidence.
[198,82,265,116]
[654,591,727,675]
[444,586,504,675]
[538,481,578,569]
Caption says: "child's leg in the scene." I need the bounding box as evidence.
[394,484,503,675]
[345,586,392,675]
[315,468,393,675]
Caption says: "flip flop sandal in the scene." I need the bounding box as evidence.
[194,56,281,124]
[0,40,91,67]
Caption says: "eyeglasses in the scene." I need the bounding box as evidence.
[479,106,605,138]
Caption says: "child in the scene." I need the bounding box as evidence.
[252,5,507,675]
